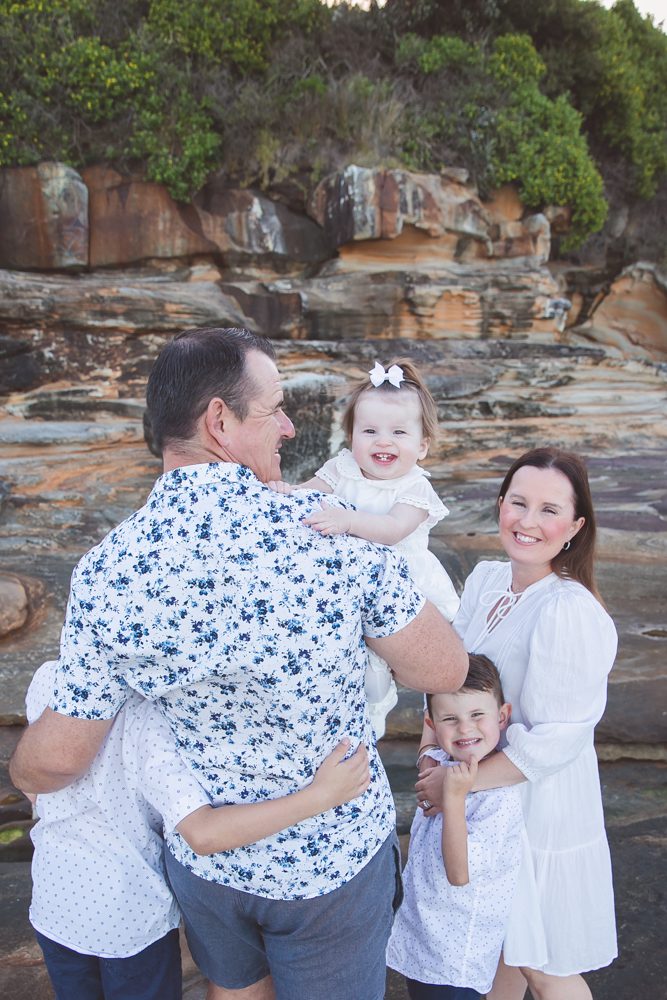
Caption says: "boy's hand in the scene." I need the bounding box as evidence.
[302,501,352,536]
[267,480,294,494]
[310,739,370,810]
[442,757,478,800]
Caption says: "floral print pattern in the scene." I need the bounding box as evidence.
[53,463,424,899]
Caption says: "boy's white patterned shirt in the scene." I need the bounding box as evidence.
[52,462,425,899]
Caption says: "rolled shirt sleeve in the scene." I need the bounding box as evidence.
[53,560,129,719]
[360,545,426,639]
[503,590,617,782]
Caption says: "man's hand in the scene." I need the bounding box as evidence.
[302,501,352,536]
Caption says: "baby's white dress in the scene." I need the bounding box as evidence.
[453,560,618,974]
[315,449,460,739]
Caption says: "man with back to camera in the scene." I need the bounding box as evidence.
[11,327,468,1000]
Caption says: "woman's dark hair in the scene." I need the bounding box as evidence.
[145,327,275,453]
[340,358,439,444]
[497,447,599,597]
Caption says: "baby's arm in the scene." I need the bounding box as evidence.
[303,500,427,544]
[177,739,369,855]
[267,475,334,494]
[440,758,478,885]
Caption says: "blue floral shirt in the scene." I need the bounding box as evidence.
[53,463,424,899]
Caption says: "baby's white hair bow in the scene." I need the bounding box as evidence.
[368,362,404,388]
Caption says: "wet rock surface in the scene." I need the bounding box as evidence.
[2,335,664,743]
[0,158,665,997]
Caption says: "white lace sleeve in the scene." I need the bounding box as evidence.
[314,455,341,491]
[396,476,449,529]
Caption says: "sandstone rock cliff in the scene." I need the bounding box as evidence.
[0,163,665,750]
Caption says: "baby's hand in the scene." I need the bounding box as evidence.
[302,500,351,536]
[310,739,370,810]
[442,757,478,799]
[267,480,294,495]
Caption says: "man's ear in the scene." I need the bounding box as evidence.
[204,397,232,447]
[498,703,512,731]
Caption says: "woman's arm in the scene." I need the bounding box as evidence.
[303,500,428,545]
[416,750,526,813]
[177,739,369,855]
[501,593,617,782]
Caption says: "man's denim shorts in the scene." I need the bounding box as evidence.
[166,832,403,1000]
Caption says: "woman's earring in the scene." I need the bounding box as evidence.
[562,540,571,551]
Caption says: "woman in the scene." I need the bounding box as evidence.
[416,448,617,1000]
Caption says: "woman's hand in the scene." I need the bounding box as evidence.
[415,763,446,816]
[309,739,370,811]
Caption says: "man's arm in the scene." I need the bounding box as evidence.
[9,708,114,794]
[366,601,467,694]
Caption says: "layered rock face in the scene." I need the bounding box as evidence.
[0,163,665,751]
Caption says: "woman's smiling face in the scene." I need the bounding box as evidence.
[498,465,585,585]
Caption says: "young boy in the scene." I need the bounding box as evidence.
[26,661,369,1000]
[386,654,524,1000]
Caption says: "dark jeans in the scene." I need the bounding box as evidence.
[34,928,182,1000]
[406,977,482,1000]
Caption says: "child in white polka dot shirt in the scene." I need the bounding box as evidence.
[387,654,525,1000]
[26,661,369,1000]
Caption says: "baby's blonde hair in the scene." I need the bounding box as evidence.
[340,358,439,444]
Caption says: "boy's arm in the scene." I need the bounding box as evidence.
[303,500,427,545]
[177,739,369,854]
[441,759,478,885]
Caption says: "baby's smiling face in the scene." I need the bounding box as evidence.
[351,391,428,482]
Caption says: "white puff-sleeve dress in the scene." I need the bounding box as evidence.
[315,449,460,739]
[454,560,618,975]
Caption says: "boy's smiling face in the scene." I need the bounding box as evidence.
[426,688,511,763]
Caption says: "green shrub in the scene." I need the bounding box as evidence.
[397,32,482,74]
[0,0,663,231]
[492,92,607,247]
[147,0,324,71]
[489,32,545,87]
[128,92,222,201]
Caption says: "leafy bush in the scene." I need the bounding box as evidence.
[0,0,664,246]
[393,31,607,245]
